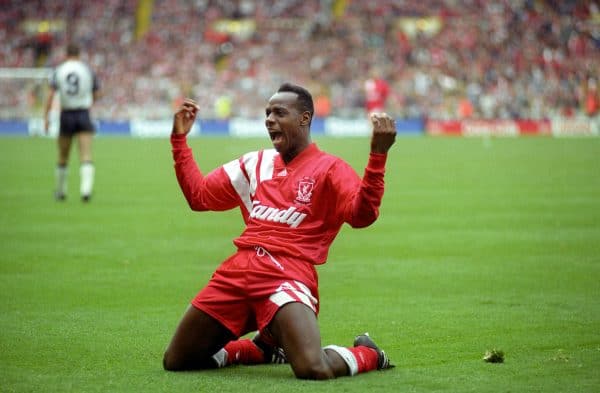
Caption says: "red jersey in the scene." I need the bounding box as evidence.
[171,134,387,264]
[364,78,390,113]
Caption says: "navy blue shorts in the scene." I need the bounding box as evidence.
[59,109,95,136]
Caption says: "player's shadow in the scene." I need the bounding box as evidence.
[174,364,295,380]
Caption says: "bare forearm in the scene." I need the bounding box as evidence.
[44,90,55,118]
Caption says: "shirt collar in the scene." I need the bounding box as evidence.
[274,143,320,170]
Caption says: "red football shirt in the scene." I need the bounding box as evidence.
[171,134,387,264]
[364,78,390,113]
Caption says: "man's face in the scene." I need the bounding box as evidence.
[265,91,309,162]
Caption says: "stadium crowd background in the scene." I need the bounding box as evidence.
[1,0,598,121]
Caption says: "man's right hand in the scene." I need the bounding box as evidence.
[172,98,200,136]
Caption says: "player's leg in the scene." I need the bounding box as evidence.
[163,305,235,371]
[269,303,393,379]
[77,131,94,201]
[219,329,287,366]
[168,249,282,369]
[269,302,346,379]
[55,133,72,200]
[251,328,287,364]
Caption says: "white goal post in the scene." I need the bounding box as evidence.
[0,67,55,135]
[0,67,52,79]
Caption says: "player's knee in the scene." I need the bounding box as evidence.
[291,359,334,380]
[163,350,183,371]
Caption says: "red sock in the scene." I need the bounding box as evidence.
[224,339,265,365]
[348,346,378,373]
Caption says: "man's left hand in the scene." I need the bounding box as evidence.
[369,113,396,154]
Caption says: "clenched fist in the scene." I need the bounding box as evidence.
[369,112,397,154]
[172,98,200,136]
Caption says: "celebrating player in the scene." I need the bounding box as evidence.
[163,83,396,379]
[44,43,99,202]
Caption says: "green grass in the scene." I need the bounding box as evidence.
[1,135,599,392]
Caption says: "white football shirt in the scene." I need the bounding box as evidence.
[50,59,98,110]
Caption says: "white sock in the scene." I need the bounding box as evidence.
[324,345,359,376]
[211,348,228,368]
[80,162,95,197]
[55,165,67,195]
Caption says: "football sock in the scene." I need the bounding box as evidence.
[324,345,378,375]
[80,161,95,197]
[254,329,277,348]
[348,346,378,373]
[55,164,67,195]
[222,339,266,365]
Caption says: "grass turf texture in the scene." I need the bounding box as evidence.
[1,135,599,392]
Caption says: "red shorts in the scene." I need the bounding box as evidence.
[191,246,320,337]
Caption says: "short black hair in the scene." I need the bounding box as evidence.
[277,82,314,124]
[66,43,80,56]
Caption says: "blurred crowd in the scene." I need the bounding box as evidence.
[1,0,598,120]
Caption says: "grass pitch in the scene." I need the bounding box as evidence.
[1,135,599,392]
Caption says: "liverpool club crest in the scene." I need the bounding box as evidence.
[295,177,315,204]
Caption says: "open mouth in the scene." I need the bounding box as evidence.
[269,131,284,144]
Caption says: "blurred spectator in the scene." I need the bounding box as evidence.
[457,97,474,119]
[584,77,599,117]
[364,68,390,115]
[33,21,53,66]
[214,94,233,119]
[314,86,332,118]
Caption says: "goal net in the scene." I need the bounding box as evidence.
[0,67,54,136]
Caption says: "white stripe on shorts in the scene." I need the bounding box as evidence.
[269,281,317,313]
